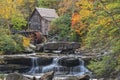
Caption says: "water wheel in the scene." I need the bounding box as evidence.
[32,32,47,44]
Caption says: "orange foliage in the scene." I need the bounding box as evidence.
[71,0,94,36]
[88,0,95,2]
[71,12,81,28]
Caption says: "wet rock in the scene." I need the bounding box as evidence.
[54,74,90,80]
[33,77,37,80]
[4,57,32,66]
[23,47,34,53]
[37,57,53,66]
[39,71,54,80]
[78,74,90,80]
[82,57,92,65]
[0,65,30,73]
[58,57,80,67]
[3,56,53,66]
[110,70,120,80]
[35,44,44,52]
[61,49,75,54]
[5,72,31,80]
[29,44,36,50]
[65,76,78,80]
[44,42,80,51]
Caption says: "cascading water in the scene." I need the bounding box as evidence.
[42,57,59,73]
[72,59,90,76]
[28,57,41,74]
[28,57,91,76]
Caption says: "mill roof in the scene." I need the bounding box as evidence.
[35,7,58,21]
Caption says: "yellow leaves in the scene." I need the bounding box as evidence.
[79,9,92,18]
[71,13,87,35]
[7,0,12,3]
[0,0,24,19]
[106,3,120,10]
[71,0,94,36]
[97,17,112,26]
[75,0,93,18]
[76,0,93,9]
[16,0,24,4]
[23,37,31,47]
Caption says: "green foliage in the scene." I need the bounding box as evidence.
[0,74,4,80]
[11,14,27,30]
[88,55,117,77]
[12,34,24,51]
[0,28,24,54]
[70,29,81,42]
[85,0,120,77]
[38,0,59,10]
[49,14,71,41]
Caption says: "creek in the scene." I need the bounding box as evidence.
[0,52,92,79]
[27,56,90,76]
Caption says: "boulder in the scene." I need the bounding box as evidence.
[32,77,37,80]
[77,74,90,80]
[39,71,54,80]
[29,44,36,49]
[23,47,34,53]
[58,57,80,67]
[53,76,78,80]
[4,56,53,66]
[37,57,53,66]
[82,57,92,65]
[0,65,30,73]
[4,57,32,66]
[53,74,90,80]
[65,76,78,80]
[35,44,44,52]
[5,72,31,80]
[44,42,80,51]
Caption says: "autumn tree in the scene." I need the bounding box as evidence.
[61,0,120,77]
[38,0,60,10]
[0,0,36,30]
[0,0,26,29]
[58,0,74,15]
[85,0,120,77]
[71,0,94,42]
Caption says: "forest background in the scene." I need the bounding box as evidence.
[0,0,120,78]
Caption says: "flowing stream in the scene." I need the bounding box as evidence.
[28,57,91,76]
[28,57,41,74]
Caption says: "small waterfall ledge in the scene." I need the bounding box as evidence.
[27,57,91,77]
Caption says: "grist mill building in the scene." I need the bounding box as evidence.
[28,7,58,36]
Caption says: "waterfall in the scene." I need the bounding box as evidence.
[28,57,41,74]
[27,57,91,76]
[72,59,91,76]
[42,57,59,73]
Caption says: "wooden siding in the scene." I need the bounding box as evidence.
[41,19,50,35]
[29,11,42,32]
[29,10,50,35]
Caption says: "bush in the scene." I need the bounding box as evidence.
[0,28,24,54]
[49,14,71,41]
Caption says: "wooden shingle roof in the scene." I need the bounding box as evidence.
[35,7,58,21]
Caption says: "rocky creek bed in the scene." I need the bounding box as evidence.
[0,51,118,80]
[0,44,112,80]
[0,52,94,80]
